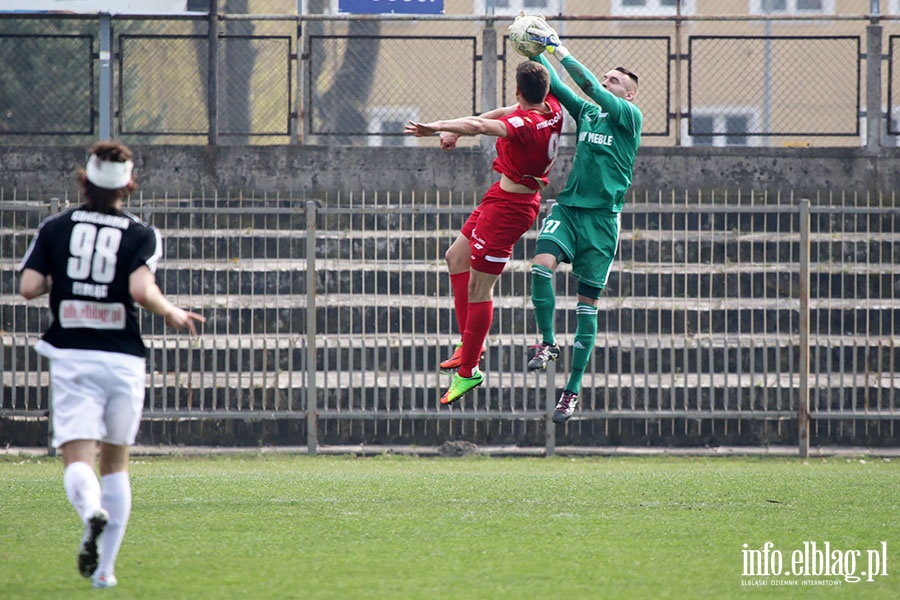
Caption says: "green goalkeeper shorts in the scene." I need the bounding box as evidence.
[535,202,621,290]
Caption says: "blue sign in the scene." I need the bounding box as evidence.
[338,0,443,15]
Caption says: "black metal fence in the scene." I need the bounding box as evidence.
[2,192,898,452]
[0,10,897,147]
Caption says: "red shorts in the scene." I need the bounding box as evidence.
[461,181,541,275]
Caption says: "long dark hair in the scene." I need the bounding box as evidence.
[77,140,136,214]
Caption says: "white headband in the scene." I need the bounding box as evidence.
[85,154,134,189]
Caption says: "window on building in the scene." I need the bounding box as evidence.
[186,0,210,11]
[749,0,834,14]
[888,108,900,142]
[474,0,560,15]
[611,0,696,15]
[685,109,758,147]
[299,0,338,14]
[367,106,419,147]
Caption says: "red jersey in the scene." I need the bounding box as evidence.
[492,93,563,191]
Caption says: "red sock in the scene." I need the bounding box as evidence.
[450,271,470,336]
[458,300,492,378]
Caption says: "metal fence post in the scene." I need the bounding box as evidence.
[292,20,301,144]
[306,200,318,454]
[545,361,556,456]
[798,199,810,458]
[480,21,498,153]
[98,13,112,140]
[866,18,883,151]
[673,4,683,146]
[45,197,61,457]
[207,2,219,145]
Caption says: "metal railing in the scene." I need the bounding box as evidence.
[2,192,898,454]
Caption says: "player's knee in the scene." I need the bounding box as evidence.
[533,253,557,270]
[533,239,565,269]
[576,281,603,302]
[468,288,494,303]
[445,246,468,272]
[467,263,502,301]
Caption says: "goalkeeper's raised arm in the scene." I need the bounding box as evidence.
[527,19,640,127]
[529,53,583,120]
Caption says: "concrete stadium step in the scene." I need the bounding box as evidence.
[4,225,899,268]
[7,217,900,263]
[618,230,900,264]
[3,197,898,233]
[3,293,899,336]
[3,255,898,301]
[140,207,471,231]
[624,207,900,237]
[0,198,468,231]
[82,200,900,235]
[140,259,894,300]
[6,368,898,416]
[4,332,898,376]
[612,262,900,299]
[0,227,522,261]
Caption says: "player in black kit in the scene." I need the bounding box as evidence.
[18,140,205,589]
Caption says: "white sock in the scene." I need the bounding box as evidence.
[96,471,132,577]
[63,461,102,525]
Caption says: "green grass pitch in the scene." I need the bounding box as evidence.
[0,453,897,599]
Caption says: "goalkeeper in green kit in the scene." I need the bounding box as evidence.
[525,19,643,424]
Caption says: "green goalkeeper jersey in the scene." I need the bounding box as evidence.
[533,53,642,214]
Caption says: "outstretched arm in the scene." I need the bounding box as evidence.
[405,115,508,139]
[438,105,518,150]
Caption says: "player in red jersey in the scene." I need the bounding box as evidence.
[405,60,563,404]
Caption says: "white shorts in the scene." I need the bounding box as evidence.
[36,341,146,448]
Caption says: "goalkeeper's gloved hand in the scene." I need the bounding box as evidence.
[526,20,569,59]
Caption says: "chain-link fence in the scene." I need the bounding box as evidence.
[0,33,94,135]
[308,34,478,143]
[0,5,898,147]
[687,35,861,140]
[118,33,295,137]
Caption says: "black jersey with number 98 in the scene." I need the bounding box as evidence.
[18,206,162,358]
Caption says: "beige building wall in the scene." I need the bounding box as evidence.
[103,3,900,146]
[418,0,884,147]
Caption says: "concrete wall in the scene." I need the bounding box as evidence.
[2,145,900,201]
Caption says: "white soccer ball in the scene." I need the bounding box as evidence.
[507,14,546,58]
